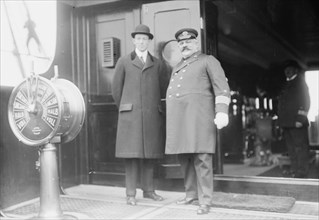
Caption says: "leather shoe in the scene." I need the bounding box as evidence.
[126,196,137,205]
[143,192,164,201]
[197,204,210,215]
[176,197,199,205]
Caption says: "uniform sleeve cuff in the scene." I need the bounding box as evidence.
[216,103,229,114]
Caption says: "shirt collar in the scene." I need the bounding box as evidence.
[135,49,148,61]
[287,74,297,81]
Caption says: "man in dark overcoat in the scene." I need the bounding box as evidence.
[165,28,231,214]
[112,24,168,205]
[278,60,310,178]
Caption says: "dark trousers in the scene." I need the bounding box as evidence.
[283,127,309,177]
[178,153,213,206]
[125,158,155,197]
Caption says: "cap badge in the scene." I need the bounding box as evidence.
[181,31,190,38]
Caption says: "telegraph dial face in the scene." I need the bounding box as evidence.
[8,76,62,146]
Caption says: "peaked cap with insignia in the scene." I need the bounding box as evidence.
[175,28,198,42]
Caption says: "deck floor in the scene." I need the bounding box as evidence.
[2,184,318,220]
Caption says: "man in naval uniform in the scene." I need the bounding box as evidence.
[165,28,231,214]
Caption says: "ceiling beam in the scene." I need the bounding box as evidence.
[234,2,307,68]
[215,0,307,68]
[218,34,269,68]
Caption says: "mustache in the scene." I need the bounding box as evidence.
[182,47,190,52]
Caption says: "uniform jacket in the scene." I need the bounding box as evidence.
[112,51,167,158]
[278,75,310,128]
[165,51,230,154]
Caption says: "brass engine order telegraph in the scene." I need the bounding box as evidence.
[8,67,85,219]
[8,71,85,146]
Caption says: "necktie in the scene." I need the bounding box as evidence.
[140,56,145,65]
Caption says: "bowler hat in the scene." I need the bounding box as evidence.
[131,24,154,40]
[175,28,198,42]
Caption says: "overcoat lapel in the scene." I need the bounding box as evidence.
[130,51,154,71]
[132,57,144,69]
[131,51,143,69]
[143,54,154,71]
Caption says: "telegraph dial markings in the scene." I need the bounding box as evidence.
[9,77,61,143]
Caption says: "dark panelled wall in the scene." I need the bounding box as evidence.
[0,2,86,209]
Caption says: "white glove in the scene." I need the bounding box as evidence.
[214,112,229,129]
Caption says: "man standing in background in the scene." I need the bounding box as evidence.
[278,60,310,178]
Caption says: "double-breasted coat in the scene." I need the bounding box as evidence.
[165,51,230,154]
[112,51,167,158]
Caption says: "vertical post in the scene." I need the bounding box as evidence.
[38,143,63,219]
[216,130,223,174]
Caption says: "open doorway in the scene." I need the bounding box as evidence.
[305,70,319,147]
